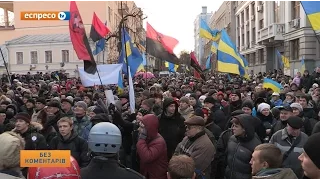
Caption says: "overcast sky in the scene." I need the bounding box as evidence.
[135,0,223,55]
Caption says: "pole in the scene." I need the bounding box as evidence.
[300,1,320,45]
[121,1,130,86]
[102,47,105,64]
[0,47,11,85]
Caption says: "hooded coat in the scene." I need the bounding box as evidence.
[158,98,185,160]
[137,114,168,179]
[225,114,261,179]
[252,168,298,179]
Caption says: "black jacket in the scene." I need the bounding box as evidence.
[209,105,227,131]
[49,130,90,168]
[225,115,261,179]
[158,98,185,160]
[19,126,47,150]
[80,156,144,179]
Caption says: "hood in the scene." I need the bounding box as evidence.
[253,168,297,179]
[6,104,18,114]
[234,114,256,141]
[57,130,78,143]
[162,97,179,115]
[141,114,159,140]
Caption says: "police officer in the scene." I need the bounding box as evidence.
[80,122,144,179]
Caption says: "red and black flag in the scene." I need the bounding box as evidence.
[90,12,110,42]
[190,51,206,80]
[69,1,97,74]
[146,22,180,64]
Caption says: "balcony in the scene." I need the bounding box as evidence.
[0,1,14,30]
[257,23,285,43]
[0,1,13,12]
[118,2,129,16]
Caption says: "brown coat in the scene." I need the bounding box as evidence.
[174,131,215,178]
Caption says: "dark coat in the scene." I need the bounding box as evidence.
[158,98,185,160]
[49,130,90,168]
[19,126,47,150]
[80,156,144,179]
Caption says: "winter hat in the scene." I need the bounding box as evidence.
[36,97,46,105]
[257,103,271,113]
[142,90,151,98]
[286,92,295,98]
[184,116,205,126]
[0,132,25,169]
[189,93,198,100]
[204,97,216,105]
[193,108,204,118]
[290,103,303,112]
[303,133,320,169]
[93,106,105,114]
[47,100,61,109]
[231,90,242,99]
[6,90,14,97]
[180,97,190,104]
[287,116,303,129]
[14,112,31,124]
[27,98,35,105]
[142,99,155,110]
[199,95,207,102]
[242,99,254,110]
[90,113,110,123]
[75,101,88,111]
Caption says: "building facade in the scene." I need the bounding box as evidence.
[0,1,144,74]
[235,1,319,75]
[194,6,212,65]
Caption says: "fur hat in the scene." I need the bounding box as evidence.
[0,132,25,169]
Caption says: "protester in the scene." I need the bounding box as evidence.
[167,155,196,179]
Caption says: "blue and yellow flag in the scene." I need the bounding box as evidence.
[276,50,284,68]
[211,41,218,54]
[165,61,179,73]
[276,50,290,68]
[301,57,306,73]
[117,71,124,95]
[217,29,248,78]
[205,53,212,70]
[263,78,283,93]
[301,1,320,31]
[118,28,143,77]
[200,18,220,42]
[54,73,60,81]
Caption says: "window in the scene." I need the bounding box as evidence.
[16,52,23,64]
[45,51,52,63]
[252,27,256,44]
[291,39,299,60]
[108,7,112,22]
[252,52,257,65]
[259,19,264,29]
[246,7,249,21]
[241,12,244,26]
[62,50,69,63]
[292,1,300,19]
[246,31,250,47]
[259,49,264,64]
[241,34,244,48]
[251,3,255,15]
[237,15,240,27]
[237,36,240,51]
[30,51,38,64]
[275,1,280,23]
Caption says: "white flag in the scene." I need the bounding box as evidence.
[79,64,123,87]
[128,67,135,113]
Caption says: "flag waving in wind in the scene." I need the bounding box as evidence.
[69,1,97,74]
[165,61,179,73]
[190,51,205,80]
[90,12,110,42]
[200,18,221,41]
[301,1,320,31]
[146,22,180,64]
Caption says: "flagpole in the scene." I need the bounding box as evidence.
[121,1,130,86]
[300,1,320,45]
[145,45,148,88]
[0,47,11,85]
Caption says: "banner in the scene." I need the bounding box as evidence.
[79,64,123,87]
[128,67,135,113]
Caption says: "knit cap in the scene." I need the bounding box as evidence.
[257,103,271,113]
[304,133,320,169]
[180,97,190,104]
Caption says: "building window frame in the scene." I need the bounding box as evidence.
[16,52,23,64]
[30,51,38,64]
[62,50,69,63]
[259,48,264,64]
[45,50,52,63]
[291,39,299,60]
[292,1,300,20]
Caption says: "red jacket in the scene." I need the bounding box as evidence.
[137,114,168,179]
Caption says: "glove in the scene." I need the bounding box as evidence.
[108,103,116,114]
[139,127,147,140]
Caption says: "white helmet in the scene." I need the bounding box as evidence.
[88,122,122,154]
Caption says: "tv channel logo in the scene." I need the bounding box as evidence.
[20,11,70,20]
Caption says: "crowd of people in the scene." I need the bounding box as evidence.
[0,68,320,179]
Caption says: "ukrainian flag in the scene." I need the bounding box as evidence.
[200,18,220,42]
[205,53,212,70]
[165,61,179,73]
[301,57,306,73]
[211,42,218,54]
[117,71,124,95]
[217,29,248,78]
[118,28,143,77]
[276,50,284,68]
[263,78,283,93]
[276,50,290,68]
[301,1,320,31]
